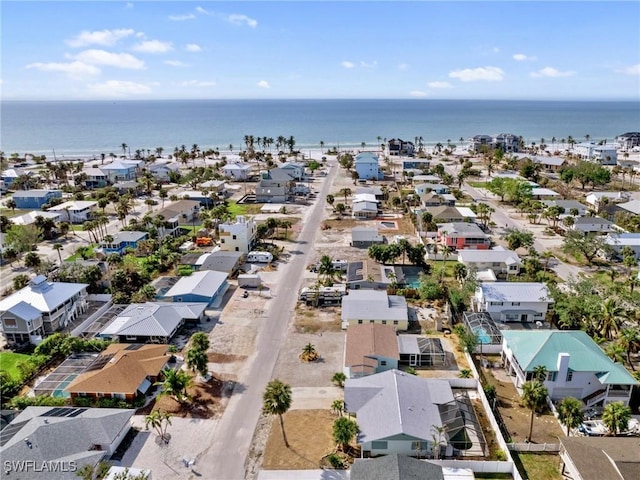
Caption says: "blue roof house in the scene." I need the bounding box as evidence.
[355,152,383,180]
[161,270,229,306]
[502,330,638,407]
[12,189,63,209]
[99,231,148,255]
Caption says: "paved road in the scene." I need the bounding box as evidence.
[198,161,339,480]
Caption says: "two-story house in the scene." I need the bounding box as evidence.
[280,161,306,180]
[502,330,638,407]
[155,199,201,237]
[473,282,552,323]
[0,275,88,344]
[457,247,522,278]
[48,200,98,224]
[100,160,141,182]
[82,167,109,188]
[615,131,640,151]
[354,152,383,180]
[573,142,618,165]
[222,162,252,180]
[256,168,295,203]
[437,222,490,251]
[388,139,415,156]
[12,190,63,209]
[218,215,257,253]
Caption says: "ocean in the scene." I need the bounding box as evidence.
[1,99,638,159]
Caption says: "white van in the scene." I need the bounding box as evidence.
[246,251,274,263]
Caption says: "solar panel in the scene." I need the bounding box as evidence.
[84,354,115,372]
[66,408,87,417]
[0,421,29,447]
[41,407,87,418]
[42,407,65,417]
[125,344,144,351]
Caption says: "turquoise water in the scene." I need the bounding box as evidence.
[2,99,638,157]
[475,327,492,345]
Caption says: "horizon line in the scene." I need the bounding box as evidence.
[2,97,639,102]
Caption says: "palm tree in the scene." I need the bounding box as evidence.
[300,342,319,362]
[601,402,631,436]
[326,194,335,207]
[186,347,208,377]
[338,187,352,204]
[521,380,548,442]
[605,342,626,364]
[557,397,584,436]
[262,379,292,447]
[532,364,548,383]
[145,410,172,443]
[279,219,292,240]
[156,368,193,404]
[121,143,128,158]
[53,243,64,264]
[331,372,347,387]
[332,416,358,453]
[618,327,640,370]
[599,298,624,340]
[431,425,447,459]
[317,255,336,283]
[331,399,345,417]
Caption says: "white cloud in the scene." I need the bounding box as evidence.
[449,66,505,82]
[513,53,537,61]
[409,90,427,97]
[398,63,409,71]
[131,40,173,54]
[257,80,271,89]
[26,61,100,79]
[186,44,202,52]
[181,80,216,87]
[72,49,145,69]
[125,3,134,9]
[360,60,377,68]
[66,28,135,47]
[87,80,152,97]
[616,64,640,76]
[164,60,189,67]
[341,61,355,69]
[530,67,575,78]
[169,13,196,21]
[227,14,258,28]
[427,81,453,89]
[196,6,210,15]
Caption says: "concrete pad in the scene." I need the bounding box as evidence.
[290,386,344,410]
[258,470,348,480]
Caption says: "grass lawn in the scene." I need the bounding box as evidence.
[468,181,488,189]
[0,208,33,218]
[0,352,31,381]
[515,453,562,480]
[226,200,262,218]
[65,245,95,261]
[427,260,459,283]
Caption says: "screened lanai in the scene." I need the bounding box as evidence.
[462,312,503,354]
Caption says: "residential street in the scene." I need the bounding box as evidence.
[196,160,339,480]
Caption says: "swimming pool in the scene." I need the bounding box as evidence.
[474,326,492,345]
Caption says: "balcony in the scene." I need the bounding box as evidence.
[583,389,606,407]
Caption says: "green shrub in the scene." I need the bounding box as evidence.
[495,450,507,461]
[72,397,93,407]
[326,453,343,469]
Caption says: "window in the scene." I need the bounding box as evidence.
[509,265,518,271]
[380,361,387,366]
[358,320,363,324]
[393,320,399,325]
[371,441,388,450]
[369,320,375,324]
[4,318,17,328]
[126,335,137,341]
[232,235,237,240]
[235,247,239,251]
[547,372,556,381]
[566,371,573,382]
[490,301,503,306]
[382,320,387,325]
[534,313,543,318]
[411,441,429,451]
[512,302,521,306]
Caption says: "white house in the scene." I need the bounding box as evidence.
[501,330,638,406]
[48,200,98,223]
[573,142,617,165]
[344,370,464,457]
[473,282,552,323]
[0,275,89,344]
[221,162,252,180]
[570,216,615,234]
[615,131,640,150]
[280,161,306,180]
[603,233,640,260]
[457,247,522,278]
[218,215,257,253]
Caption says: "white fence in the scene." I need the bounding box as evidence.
[87,294,113,302]
[446,378,478,389]
[507,443,561,453]
[430,459,515,474]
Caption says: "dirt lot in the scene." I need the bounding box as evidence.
[483,367,564,444]
[293,304,342,334]
[272,331,345,388]
[262,410,347,470]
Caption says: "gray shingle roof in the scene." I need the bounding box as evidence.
[1,407,134,480]
[351,454,445,480]
[344,370,455,443]
[341,290,408,322]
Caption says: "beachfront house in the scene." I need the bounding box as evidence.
[473,282,552,323]
[160,270,229,306]
[344,369,464,458]
[98,302,207,343]
[457,247,522,278]
[615,131,640,150]
[354,152,383,180]
[222,162,252,180]
[1,407,135,479]
[0,275,88,344]
[469,133,520,153]
[388,139,415,156]
[218,215,257,253]
[48,200,98,223]
[437,222,491,251]
[573,142,618,165]
[82,167,109,188]
[341,290,408,330]
[98,231,148,255]
[11,189,62,209]
[501,330,638,406]
[344,323,400,378]
[65,344,170,401]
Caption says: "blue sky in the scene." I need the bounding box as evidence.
[2,1,639,100]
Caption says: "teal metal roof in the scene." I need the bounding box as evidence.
[502,330,638,385]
